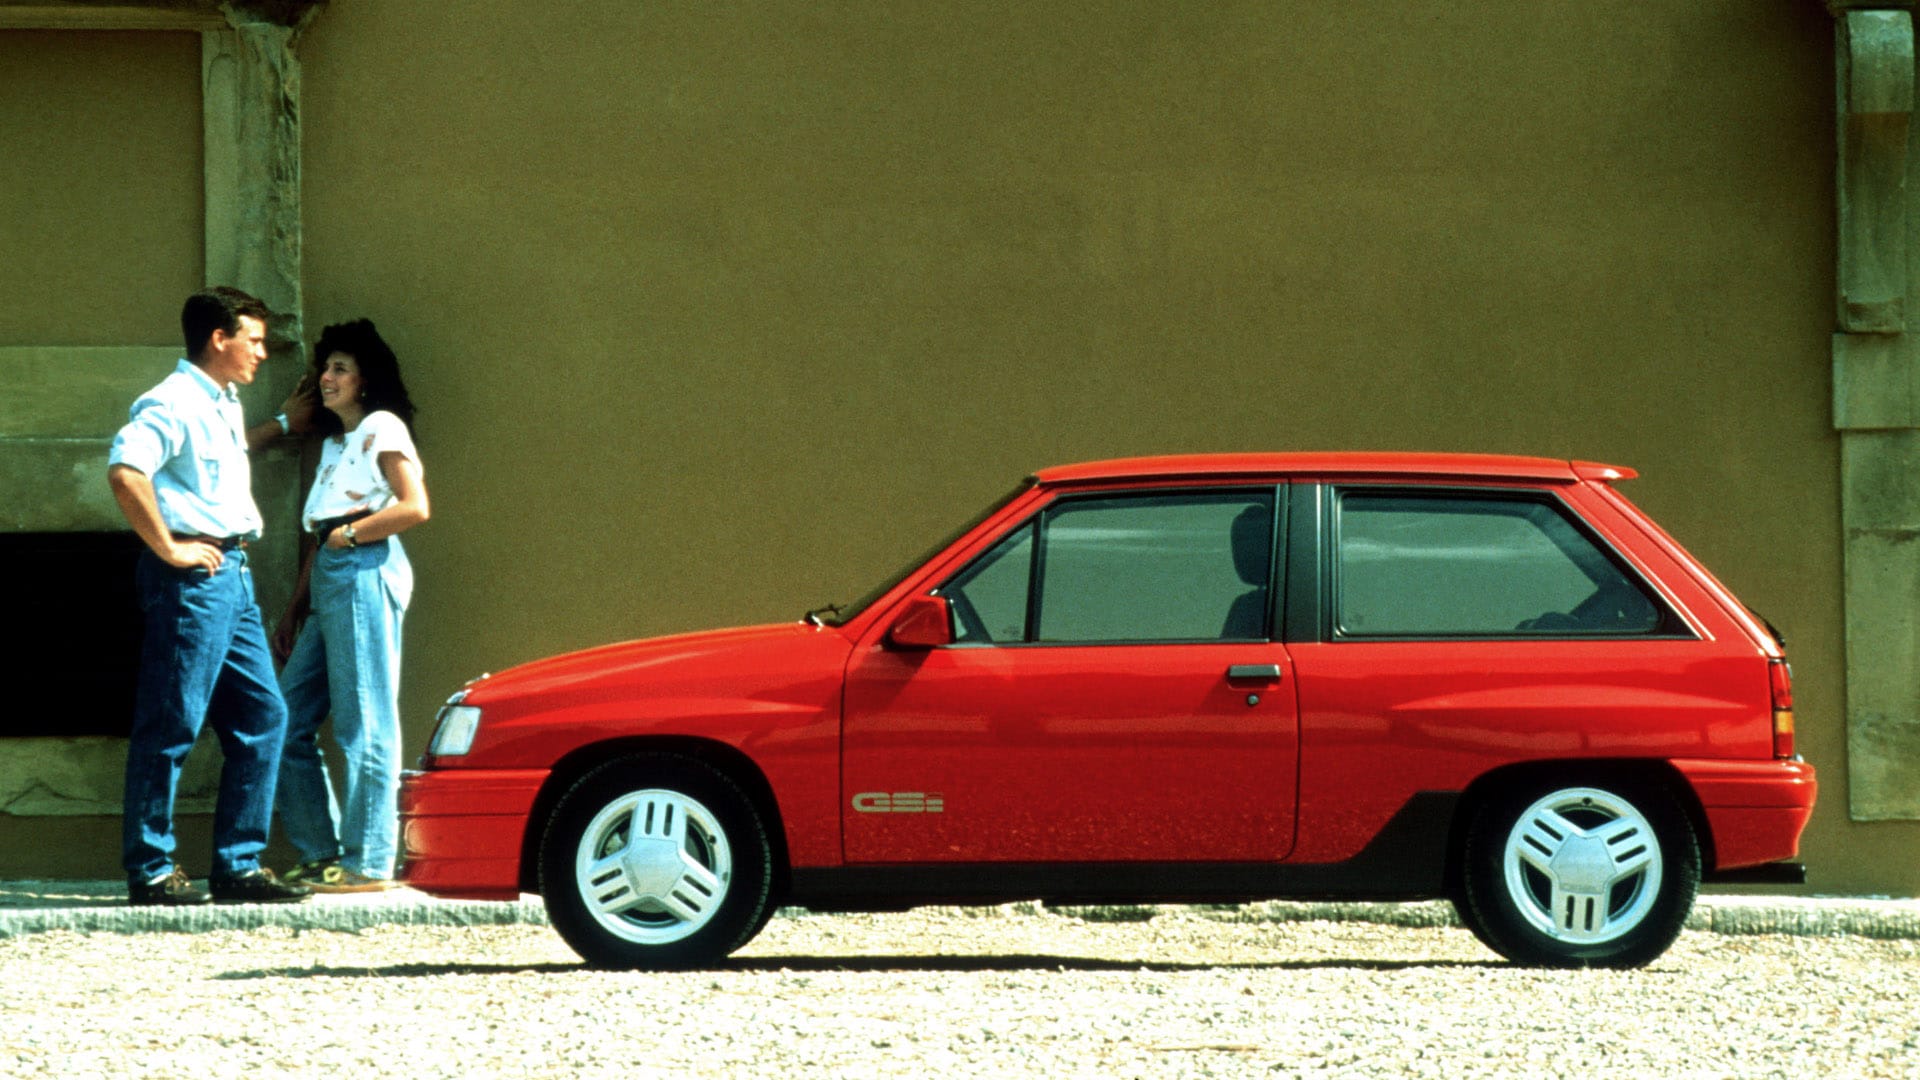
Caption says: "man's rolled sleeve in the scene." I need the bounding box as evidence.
[109,397,181,476]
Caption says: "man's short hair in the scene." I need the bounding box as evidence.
[181,287,270,361]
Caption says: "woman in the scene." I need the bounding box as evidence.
[273,319,429,893]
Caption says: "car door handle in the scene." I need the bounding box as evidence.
[1225,664,1282,681]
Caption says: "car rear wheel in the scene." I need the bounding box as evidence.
[539,755,773,969]
[1457,777,1699,968]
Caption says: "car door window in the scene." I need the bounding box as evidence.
[1334,492,1665,637]
[1036,492,1275,643]
[938,490,1278,645]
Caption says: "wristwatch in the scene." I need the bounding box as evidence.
[343,523,359,548]
[275,412,291,435]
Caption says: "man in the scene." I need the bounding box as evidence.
[107,287,314,905]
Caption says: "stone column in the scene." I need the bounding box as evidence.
[1830,3,1920,819]
[202,0,324,627]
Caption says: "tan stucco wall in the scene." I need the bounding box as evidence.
[0,29,202,346]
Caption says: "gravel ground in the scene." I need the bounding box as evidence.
[3,907,1916,1079]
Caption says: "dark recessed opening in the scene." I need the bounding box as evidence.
[5,532,144,737]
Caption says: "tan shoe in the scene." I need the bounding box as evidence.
[307,866,396,894]
[281,858,339,886]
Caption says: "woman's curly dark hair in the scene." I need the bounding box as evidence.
[309,319,417,438]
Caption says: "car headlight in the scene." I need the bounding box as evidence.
[429,695,483,757]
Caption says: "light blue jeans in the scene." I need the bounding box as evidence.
[275,537,412,879]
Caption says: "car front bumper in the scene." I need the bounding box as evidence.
[398,767,548,900]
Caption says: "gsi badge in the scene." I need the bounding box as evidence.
[852,792,945,813]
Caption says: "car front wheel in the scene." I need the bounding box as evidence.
[539,755,773,969]
[1458,778,1699,968]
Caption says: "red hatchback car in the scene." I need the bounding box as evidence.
[400,453,1815,969]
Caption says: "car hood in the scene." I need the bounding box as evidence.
[458,621,853,709]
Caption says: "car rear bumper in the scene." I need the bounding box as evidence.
[397,767,548,900]
[1670,757,1818,872]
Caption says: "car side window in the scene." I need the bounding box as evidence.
[938,490,1277,645]
[1036,492,1274,643]
[1334,492,1664,638]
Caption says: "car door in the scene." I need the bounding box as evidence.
[842,486,1299,864]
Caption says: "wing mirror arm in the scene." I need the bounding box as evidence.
[886,594,954,649]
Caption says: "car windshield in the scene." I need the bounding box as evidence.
[810,479,1032,627]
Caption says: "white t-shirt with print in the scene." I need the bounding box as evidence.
[301,410,421,533]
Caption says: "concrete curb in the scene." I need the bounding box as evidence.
[2,882,1916,940]
[0,882,545,938]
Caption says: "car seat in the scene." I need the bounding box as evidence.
[1221,503,1271,639]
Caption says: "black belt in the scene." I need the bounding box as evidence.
[170,533,247,551]
[312,510,373,545]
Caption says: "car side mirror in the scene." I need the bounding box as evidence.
[887,595,954,649]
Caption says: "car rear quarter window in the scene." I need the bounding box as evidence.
[1333,491,1666,638]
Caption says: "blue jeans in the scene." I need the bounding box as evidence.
[276,538,411,878]
[124,547,289,881]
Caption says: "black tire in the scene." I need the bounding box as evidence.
[1448,889,1505,956]
[539,754,774,969]
[1457,775,1699,968]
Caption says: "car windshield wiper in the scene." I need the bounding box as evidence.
[804,603,845,627]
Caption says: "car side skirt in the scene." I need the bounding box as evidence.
[790,791,1459,910]
[1702,861,1806,885]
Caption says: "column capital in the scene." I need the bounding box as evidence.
[1827,1,1920,15]
[1836,9,1913,333]
[220,1,323,32]
[0,1,321,30]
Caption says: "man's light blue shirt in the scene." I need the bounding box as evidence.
[109,359,264,540]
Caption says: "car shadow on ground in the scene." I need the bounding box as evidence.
[213,954,1503,980]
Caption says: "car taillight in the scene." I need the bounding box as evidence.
[1769,659,1795,759]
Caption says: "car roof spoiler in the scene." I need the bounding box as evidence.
[1572,461,1639,482]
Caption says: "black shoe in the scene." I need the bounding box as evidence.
[129,867,212,907]
[209,868,312,904]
